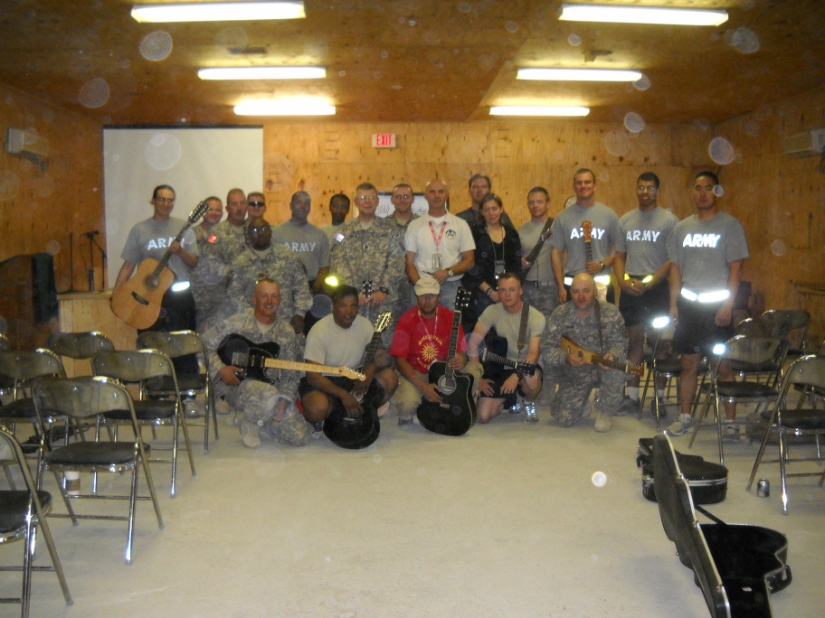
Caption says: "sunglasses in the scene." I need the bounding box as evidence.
[248,201,265,207]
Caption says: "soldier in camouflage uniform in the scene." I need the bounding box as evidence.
[328,182,405,343]
[388,183,419,326]
[542,273,632,432]
[221,217,313,334]
[191,196,224,331]
[192,189,248,331]
[203,278,311,448]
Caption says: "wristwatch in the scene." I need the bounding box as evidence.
[599,261,605,271]
[378,286,389,295]
[447,268,454,277]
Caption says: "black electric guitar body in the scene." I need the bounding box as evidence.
[323,311,392,450]
[416,288,477,437]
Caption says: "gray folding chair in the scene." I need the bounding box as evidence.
[0,427,72,617]
[747,355,825,514]
[760,309,810,359]
[136,330,218,454]
[688,335,788,465]
[47,331,114,376]
[92,349,196,497]
[32,376,164,564]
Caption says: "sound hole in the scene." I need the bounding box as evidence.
[437,376,456,395]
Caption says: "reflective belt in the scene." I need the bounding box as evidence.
[680,287,730,303]
[563,274,611,286]
[171,280,191,292]
[624,273,655,284]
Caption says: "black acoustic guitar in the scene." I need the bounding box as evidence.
[217,334,365,383]
[416,288,477,436]
[323,311,392,449]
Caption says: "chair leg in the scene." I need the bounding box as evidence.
[178,408,196,477]
[778,429,790,515]
[138,442,164,532]
[51,469,79,526]
[638,363,652,421]
[31,499,73,607]
[21,514,34,618]
[688,387,713,450]
[747,413,774,491]
[714,393,725,466]
[125,461,139,565]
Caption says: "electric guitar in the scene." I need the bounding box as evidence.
[217,334,365,384]
[416,288,476,437]
[323,311,393,450]
[560,335,644,377]
[111,202,207,329]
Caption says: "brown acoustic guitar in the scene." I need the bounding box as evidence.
[560,335,644,377]
[111,201,207,329]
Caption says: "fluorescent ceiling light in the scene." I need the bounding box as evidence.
[490,106,590,117]
[131,2,305,23]
[234,99,335,116]
[558,3,728,26]
[199,67,326,80]
[517,68,642,82]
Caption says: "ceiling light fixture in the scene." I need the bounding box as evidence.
[489,106,590,117]
[558,3,728,26]
[517,68,643,82]
[234,99,335,116]
[131,2,305,23]
[199,67,326,80]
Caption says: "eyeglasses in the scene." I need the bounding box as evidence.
[154,197,175,203]
[356,195,378,202]
[248,201,265,207]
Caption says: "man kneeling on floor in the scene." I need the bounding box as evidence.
[542,273,632,432]
[300,285,397,430]
[388,276,483,426]
[468,272,545,424]
[204,277,312,448]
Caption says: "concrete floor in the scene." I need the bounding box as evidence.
[3,402,825,618]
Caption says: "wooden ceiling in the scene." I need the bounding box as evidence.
[1,0,823,126]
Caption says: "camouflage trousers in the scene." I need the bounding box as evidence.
[522,282,559,320]
[215,379,311,446]
[544,364,626,427]
[390,363,483,420]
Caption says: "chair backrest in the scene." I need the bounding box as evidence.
[92,349,176,384]
[0,349,66,383]
[32,376,138,423]
[0,426,41,495]
[136,330,205,359]
[47,331,114,360]
[760,309,810,351]
[734,318,770,338]
[780,355,825,394]
[717,335,788,387]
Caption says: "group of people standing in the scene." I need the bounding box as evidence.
[112,166,748,448]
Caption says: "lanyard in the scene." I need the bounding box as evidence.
[428,221,447,250]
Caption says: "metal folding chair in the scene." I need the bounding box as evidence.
[32,376,164,564]
[136,330,218,454]
[688,335,788,465]
[47,331,114,377]
[92,349,196,497]
[0,427,72,617]
[747,355,825,514]
[760,309,810,359]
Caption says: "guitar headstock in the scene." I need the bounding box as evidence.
[361,281,377,297]
[517,362,538,377]
[373,311,393,333]
[341,367,367,381]
[629,363,644,377]
[189,201,208,224]
[455,287,472,311]
[582,220,592,242]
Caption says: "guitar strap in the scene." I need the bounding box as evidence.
[593,299,604,353]
[517,302,530,355]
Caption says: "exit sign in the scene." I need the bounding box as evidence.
[372,133,397,148]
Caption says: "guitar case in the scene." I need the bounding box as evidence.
[637,437,728,504]
[322,381,381,449]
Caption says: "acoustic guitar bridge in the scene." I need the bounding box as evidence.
[131,291,150,306]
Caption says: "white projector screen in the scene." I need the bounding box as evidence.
[103,126,263,288]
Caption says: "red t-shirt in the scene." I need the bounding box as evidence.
[390,305,467,373]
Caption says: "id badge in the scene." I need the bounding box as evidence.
[494,260,505,276]
[431,254,442,270]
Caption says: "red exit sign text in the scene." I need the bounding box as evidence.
[371,133,397,148]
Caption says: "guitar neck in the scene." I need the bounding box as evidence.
[264,358,355,378]
[362,332,382,369]
[446,309,461,363]
[153,218,196,277]
[485,350,517,370]
[560,336,642,377]
[584,240,593,264]
[524,218,553,265]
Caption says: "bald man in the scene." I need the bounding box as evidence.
[542,273,632,432]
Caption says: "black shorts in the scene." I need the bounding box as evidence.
[671,297,734,357]
[480,367,544,407]
[618,278,670,327]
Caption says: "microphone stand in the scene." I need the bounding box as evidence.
[83,231,107,292]
[66,232,78,292]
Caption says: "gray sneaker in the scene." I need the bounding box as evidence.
[722,424,741,443]
[616,396,638,416]
[240,421,261,449]
[665,414,694,437]
[524,402,538,423]
[508,401,524,414]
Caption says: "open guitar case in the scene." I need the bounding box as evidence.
[637,437,728,504]
[652,435,791,618]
